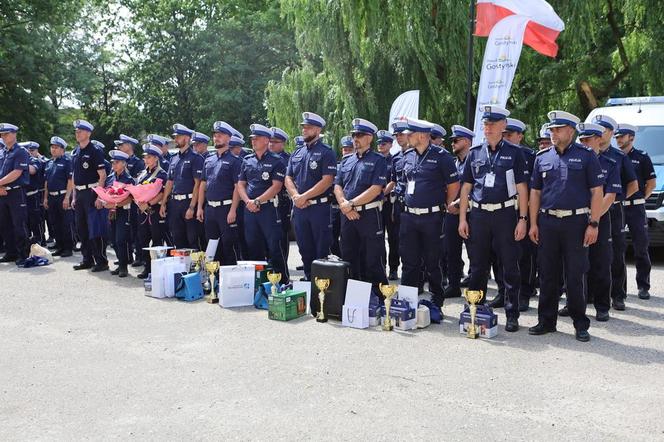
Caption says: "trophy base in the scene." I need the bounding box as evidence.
[316,317,328,323]
[382,325,394,331]
[206,296,219,304]
[466,328,479,339]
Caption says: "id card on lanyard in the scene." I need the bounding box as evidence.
[408,147,431,195]
[484,142,499,188]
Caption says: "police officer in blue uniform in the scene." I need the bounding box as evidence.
[191,131,212,251]
[376,130,400,281]
[115,134,145,267]
[616,123,657,300]
[196,127,243,265]
[100,150,136,277]
[0,123,30,264]
[136,144,170,279]
[43,136,74,257]
[459,106,529,332]
[71,120,108,271]
[387,120,409,281]
[147,134,174,171]
[558,123,621,321]
[91,140,112,176]
[159,124,204,249]
[270,127,294,263]
[502,118,537,311]
[285,113,338,281]
[430,124,447,149]
[331,136,354,258]
[400,118,460,308]
[444,125,475,298]
[528,111,604,342]
[23,141,46,246]
[238,124,288,283]
[595,114,638,311]
[536,124,553,151]
[334,118,388,287]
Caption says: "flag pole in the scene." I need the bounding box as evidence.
[465,0,476,128]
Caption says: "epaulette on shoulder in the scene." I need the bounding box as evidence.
[470,144,482,150]
[536,147,552,156]
[611,146,626,156]
[404,147,415,154]
[604,155,617,165]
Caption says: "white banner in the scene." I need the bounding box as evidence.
[472,15,530,144]
[388,90,419,155]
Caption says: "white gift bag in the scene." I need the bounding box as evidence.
[164,258,188,298]
[149,257,169,298]
[218,265,255,308]
[342,279,371,329]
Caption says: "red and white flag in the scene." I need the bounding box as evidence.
[475,0,564,57]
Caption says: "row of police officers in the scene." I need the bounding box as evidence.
[0,108,656,341]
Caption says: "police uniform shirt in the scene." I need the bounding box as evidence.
[598,154,622,196]
[27,155,45,191]
[239,151,286,199]
[520,145,536,187]
[335,149,387,201]
[462,140,526,204]
[202,150,242,201]
[390,150,406,196]
[286,139,337,195]
[167,147,204,195]
[0,143,30,187]
[105,170,136,188]
[402,145,458,208]
[601,147,637,202]
[625,147,656,200]
[45,155,73,192]
[72,143,106,186]
[126,155,146,179]
[531,143,604,210]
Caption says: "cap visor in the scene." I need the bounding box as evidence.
[547,123,568,129]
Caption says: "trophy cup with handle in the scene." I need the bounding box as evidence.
[314,277,331,323]
[464,289,484,339]
[190,251,206,273]
[379,284,398,331]
[267,271,282,296]
[205,261,220,304]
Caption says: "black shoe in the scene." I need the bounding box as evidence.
[505,317,519,332]
[113,260,119,266]
[110,267,121,275]
[118,267,128,278]
[52,249,64,257]
[0,254,18,263]
[15,258,28,266]
[488,294,505,309]
[558,305,570,317]
[91,264,109,273]
[296,265,304,270]
[596,311,610,322]
[575,329,590,342]
[612,297,626,311]
[73,246,81,252]
[518,298,530,312]
[60,250,73,258]
[431,293,445,309]
[443,286,462,299]
[529,323,557,335]
[137,271,149,280]
[299,277,310,282]
[388,270,398,281]
[460,276,470,288]
[73,262,93,270]
[638,289,650,300]
[48,244,59,251]
[131,260,145,268]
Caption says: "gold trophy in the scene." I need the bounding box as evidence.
[464,289,484,339]
[379,283,398,331]
[190,251,206,273]
[205,261,220,304]
[314,277,331,323]
[267,271,282,296]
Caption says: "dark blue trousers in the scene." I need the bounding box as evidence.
[443,212,465,289]
[110,208,130,267]
[467,208,520,319]
[382,197,400,272]
[138,205,167,274]
[74,188,107,266]
[204,204,240,265]
[538,214,590,331]
[26,193,44,245]
[47,194,74,251]
[168,198,199,249]
[400,211,444,298]
[293,203,332,279]
[341,207,387,287]
[278,194,292,262]
[518,232,538,299]
[244,203,288,283]
[587,212,612,313]
[624,204,651,291]
[330,205,341,257]
[0,189,29,259]
[609,203,627,301]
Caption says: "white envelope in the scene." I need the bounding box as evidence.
[218,265,255,308]
[342,279,372,329]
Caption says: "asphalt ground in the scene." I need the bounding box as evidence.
[1,243,663,441]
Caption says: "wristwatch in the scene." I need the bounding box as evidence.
[588,219,599,228]
[518,215,528,221]
[254,198,261,206]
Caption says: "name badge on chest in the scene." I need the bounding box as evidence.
[484,172,496,188]
[407,180,415,195]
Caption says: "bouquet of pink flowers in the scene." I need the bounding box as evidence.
[126,178,164,204]
[93,182,132,205]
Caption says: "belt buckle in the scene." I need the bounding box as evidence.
[553,210,563,218]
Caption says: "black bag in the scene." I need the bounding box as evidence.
[310,256,351,320]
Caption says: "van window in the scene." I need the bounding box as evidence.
[634,126,664,164]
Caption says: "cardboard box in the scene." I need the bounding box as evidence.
[458,305,498,338]
[269,289,307,321]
